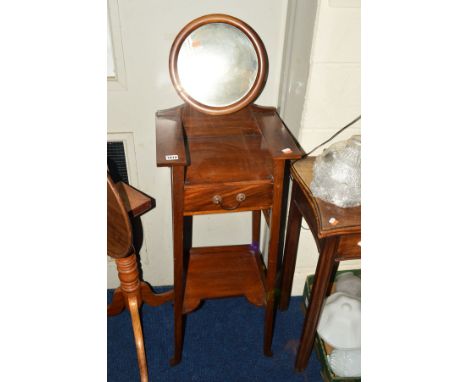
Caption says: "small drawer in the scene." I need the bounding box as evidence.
[184,182,273,215]
[336,234,361,259]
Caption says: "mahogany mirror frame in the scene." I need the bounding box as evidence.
[169,14,268,116]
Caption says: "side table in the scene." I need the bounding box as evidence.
[279,157,361,371]
[107,176,174,382]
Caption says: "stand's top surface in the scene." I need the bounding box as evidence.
[292,157,360,238]
[185,135,273,185]
[183,104,273,186]
[156,104,304,179]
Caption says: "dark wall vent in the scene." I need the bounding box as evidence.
[107,141,129,183]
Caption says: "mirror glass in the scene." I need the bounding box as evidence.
[177,23,258,107]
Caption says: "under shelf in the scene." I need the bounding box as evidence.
[183,245,266,314]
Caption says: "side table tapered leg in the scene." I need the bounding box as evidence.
[295,237,339,371]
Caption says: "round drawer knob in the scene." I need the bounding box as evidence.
[236,193,246,202]
[212,195,223,204]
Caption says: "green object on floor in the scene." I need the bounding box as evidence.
[302,270,361,381]
[315,335,361,382]
[302,269,361,311]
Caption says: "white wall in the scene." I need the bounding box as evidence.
[107,0,289,288]
[279,0,361,295]
[277,0,318,137]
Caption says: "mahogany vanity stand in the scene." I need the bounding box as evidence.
[156,13,305,366]
[107,174,173,382]
[278,157,361,372]
[156,103,303,365]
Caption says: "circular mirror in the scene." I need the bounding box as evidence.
[178,23,258,107]
[169,14,267,115]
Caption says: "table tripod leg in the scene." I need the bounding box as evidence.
[128,295,149,382]
[107,287,125,316]
[141,282,174,307]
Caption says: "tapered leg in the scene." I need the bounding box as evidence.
[263,290,277,356]
[295,237,339,371]
[326,261,340,297]
[279,181,302,311]
[107,287,126,316]
[128,296,149,382]
[263,160,285,356]
[252,210,261,252]
[170,166,185,366]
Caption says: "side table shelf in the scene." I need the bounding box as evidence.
[183,245,266,314]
